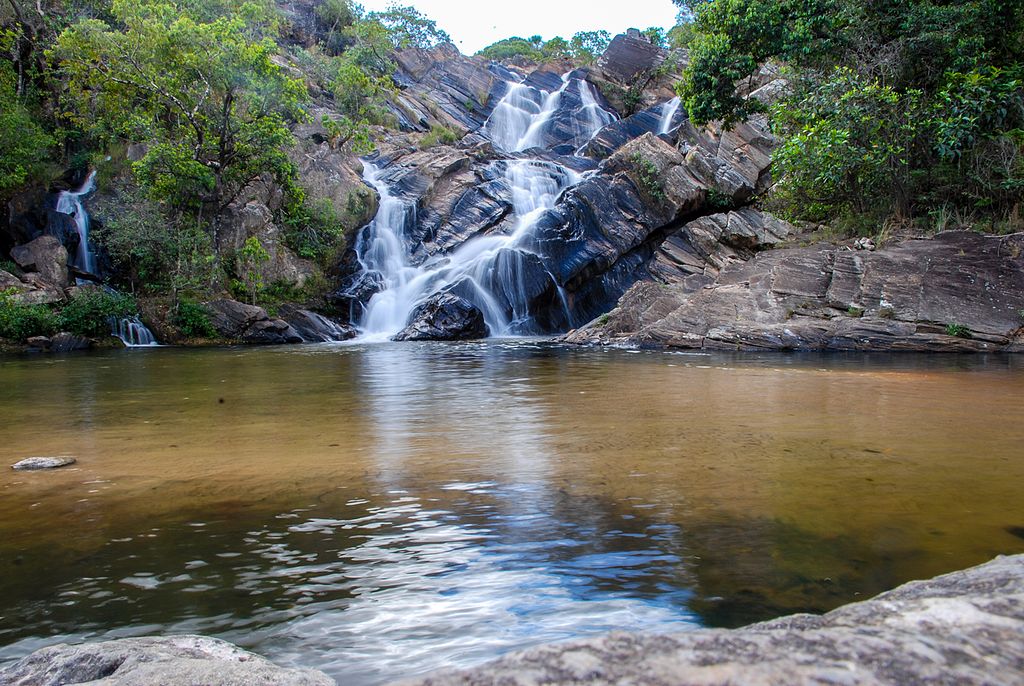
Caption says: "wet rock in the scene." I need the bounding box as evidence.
[204,299,302,345]
[25,336,51,351]
[10,235,69,290]
[394,292,488,341]
[567,231,1024,352]
[0,634,333,686]
[50,332,91,352]
[11,456,76,471]
[397,553,1024,686]
[277,304,357,342]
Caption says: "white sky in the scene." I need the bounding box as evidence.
[358,0,682,54]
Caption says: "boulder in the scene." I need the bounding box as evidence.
[566,231,1024,352]
[396,553,1024,686]
[204,299,302,345]
[10,235,69,289]
[394,292,488,341]
[0,634,333,686]
[598,33,667,83]
[50,332,91,352]
[11,456,76,471]
[277,304,357,342]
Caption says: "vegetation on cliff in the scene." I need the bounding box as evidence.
[675,0,1024,232]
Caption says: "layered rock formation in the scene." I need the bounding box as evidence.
[565,230,1024,352]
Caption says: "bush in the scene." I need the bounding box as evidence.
[419,123,460,148]
[0,291,58,340]
[283,197,344,263]
[173,298,217,338]
[631,153,666,201]
[58,290,137,337]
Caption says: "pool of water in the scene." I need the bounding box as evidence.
[1,342,1022,683]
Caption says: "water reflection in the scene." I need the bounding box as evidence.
[0,344,1022,684]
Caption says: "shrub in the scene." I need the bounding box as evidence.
[58,290,137,337]
[173,298,217,338]
[0,290,58,340]
[283,197,344,264]
[945,323,972,338]
[631,153,666,201]
[419,124,460,148]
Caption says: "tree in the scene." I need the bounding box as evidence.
[569,30,611,63]
[0,34,52,196]
[366,4,450,49]
[477,36,543,62]
[237,235,268,304]
[51,0,308,231]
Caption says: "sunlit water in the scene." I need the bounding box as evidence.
[1,343,1023,684]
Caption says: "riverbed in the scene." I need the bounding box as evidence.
[1,342,1022,684]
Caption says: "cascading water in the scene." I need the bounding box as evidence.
[353,71,618,341]
[56,171,98,275]
[657,96,682,135]
[111,315,159,347]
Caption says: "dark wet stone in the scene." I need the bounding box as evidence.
[394,292,489,341]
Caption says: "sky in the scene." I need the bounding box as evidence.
[357,0,682,55]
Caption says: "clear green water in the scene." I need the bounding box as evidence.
[1,342,1022,684]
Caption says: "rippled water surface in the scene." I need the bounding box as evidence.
[1,343,1023,683]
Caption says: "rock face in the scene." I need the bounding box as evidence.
[11,456,76,471]
[566,230,1024,352]
[9,235,69,291]
[394,292,488,341]
[277,304,356,342]
[204,299,302,345]
[396,553,1024,686]
[0,634,333,686]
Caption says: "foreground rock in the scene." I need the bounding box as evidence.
[0,635,332,686]
[11,456,76,471]
[567,230,1024,352]
[398,554,1024,686]
[394,292,488,341]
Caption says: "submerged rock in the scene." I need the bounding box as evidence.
[50,332,92,352]
[0,634,333,686]
[11,456,76,471]
[396,553,1024,686]
[394,293,488,341]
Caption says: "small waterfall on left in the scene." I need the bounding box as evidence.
[56,170,98,276]
[55,170,160,347]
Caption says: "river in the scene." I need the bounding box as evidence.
[1,342,1022,683]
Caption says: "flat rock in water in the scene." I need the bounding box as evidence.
[11,456,76,471]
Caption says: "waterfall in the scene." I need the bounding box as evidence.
[56,171,98,275]
[657,96,682,135]
[111,315,160,347]
[355,160,581,341]
[351,70,618,341]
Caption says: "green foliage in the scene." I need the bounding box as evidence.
[366,4,450,49]
[0,290,58,340]
[771,68,922,219]
[678,0,1024,226]
[569,30,611,64]
[477,36,544,62]
[172,297,217,337]
[58,289,137,336]
[91,184,218,295]
[419,123,459,148]
[51,0,308,213]
[641,27,667,48]
[237,235,269,305]
[945,323,971,338]
[631,153,666,202]
[0,40,53,196]
[282,196,343,263]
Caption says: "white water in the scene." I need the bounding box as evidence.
[353,72,617,341]
[657,96,682,135]
[111,315,159,347]
[56,171,98,275]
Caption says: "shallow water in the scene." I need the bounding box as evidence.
[1,342,1022,683]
